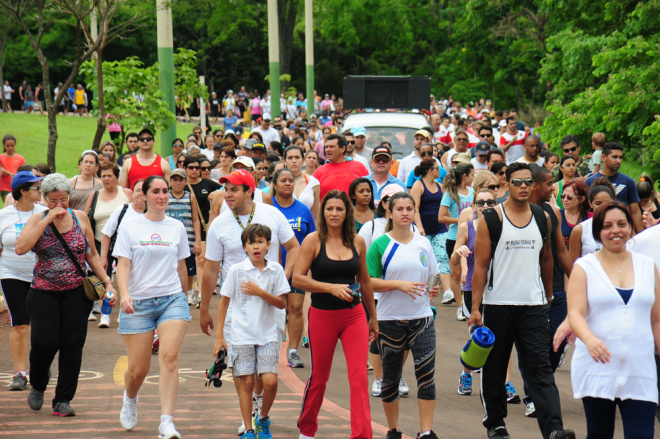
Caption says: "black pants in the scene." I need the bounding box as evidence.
[26,286,93,407]
[481,304,563,436]
[518,291,568,405]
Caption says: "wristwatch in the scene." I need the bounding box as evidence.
[546,295,554,303]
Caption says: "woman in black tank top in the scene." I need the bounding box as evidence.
[293,190,378,439]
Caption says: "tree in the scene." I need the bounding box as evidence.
[0,11,19,111]
[0,0,150,171]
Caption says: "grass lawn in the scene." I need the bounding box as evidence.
[0,112,200,178]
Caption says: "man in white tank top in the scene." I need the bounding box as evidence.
[468,162,575,439]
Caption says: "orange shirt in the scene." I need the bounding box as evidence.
[0,154,26,192]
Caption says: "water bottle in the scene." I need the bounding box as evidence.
[460,325,495,371]
[101,291,114,315]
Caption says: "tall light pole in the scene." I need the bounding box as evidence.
[267,0,280,117]
[157,0,176,156]
[305,0,314,117]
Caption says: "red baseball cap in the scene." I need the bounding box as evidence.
[219,169,255,192]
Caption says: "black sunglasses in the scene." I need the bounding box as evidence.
[187,165,200,170]
[510,178,534,187]
[474,199,497,207]
[420,151,433,157]
[563,146,578,153]
[200,166,211,171]
[486,184,500,191]
[480,133,492,138]
[138,137,154,142]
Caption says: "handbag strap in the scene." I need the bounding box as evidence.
[187,183,207,229]
[47,210,86,278]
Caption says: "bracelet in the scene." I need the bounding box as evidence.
[101,276,111,284]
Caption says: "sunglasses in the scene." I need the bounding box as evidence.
[187,165,200,170]
[347,140,356,145]
[177,160,185,164]
[480,133,492,138]
[420,151,433,157]
[486,184,500,191]
[497,171,506,176]
[173,143,184,147]
[138,137,154,142]
[474,199,497,207]
[455,138,469,142]
[373,157,391,164]
[510,178,534,187]
[560,194,575,201]
[563,146,578,153]
[200,166,211,171]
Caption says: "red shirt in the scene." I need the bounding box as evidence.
[0,154,26,192]
[313,160,369,200]
[127,154,164,189]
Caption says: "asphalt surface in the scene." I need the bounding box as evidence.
[0,295,636,438]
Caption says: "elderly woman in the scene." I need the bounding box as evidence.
[15,173,116,416]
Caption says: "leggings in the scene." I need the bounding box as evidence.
[26,286,93,407]
[378,316,436,403]
[298,305,371,439]
[582,397,656,439]
[2,278,31,326]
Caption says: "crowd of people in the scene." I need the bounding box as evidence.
[2,90,660,439]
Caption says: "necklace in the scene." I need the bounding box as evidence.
[601,251,629,273]
[15,204,34,224]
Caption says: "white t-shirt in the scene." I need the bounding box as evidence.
[205,203,295,281]
[628,225,660,270]
[221,258,289,345]
[471,157,489,173]
[101,203,143,238]
[3,84,12,100]
[112,216,190,299]
[350,154,370,170]
[515,156,545,166]
[251,126,280,146]
[367,232,438,320]
[200,149,214,160]
[0,204,48,282]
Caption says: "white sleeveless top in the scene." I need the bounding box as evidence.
[294,175,319,211]
[484,204,545,305]
[571,252,657,403]
[579,218,602,256]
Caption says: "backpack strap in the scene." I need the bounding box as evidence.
[530,203,549,243]
[482,206,502,291]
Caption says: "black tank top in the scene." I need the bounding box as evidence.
[310,242,360,310]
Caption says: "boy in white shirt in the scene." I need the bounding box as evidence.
[214,224,289,439]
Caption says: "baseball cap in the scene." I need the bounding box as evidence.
[352,126,367,137]
[213,143,224,151]
[251,142,267,153]
[170,169,187,179]
[475,141,491,156]
[243,138,257,150]
[233,156,255,170]
[138,127,155,138]
[381,184,406,199]
[11,171,44,190]
[452,152,472,164]
[499,120,507,127]
[414,129,430,139]
[372,145,392,159]
[263,113,272,121]
[219,169,255,192]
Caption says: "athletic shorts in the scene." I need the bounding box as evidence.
[118,292,191,334]
[231,341,279,377]
[426,232,450,275]
[2,278,31,326]
[185,254,196,276]
[461,291,483,319]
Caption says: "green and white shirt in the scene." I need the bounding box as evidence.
[367,233,438,321]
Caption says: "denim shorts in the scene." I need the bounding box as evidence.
[118,292,191,334]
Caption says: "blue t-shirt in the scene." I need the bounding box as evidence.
[272,198,316,267]
[584,172,639,206]
[440,187,474,240]
[67,87,75,101]
[223,115,238,131]
[406,168,447,189]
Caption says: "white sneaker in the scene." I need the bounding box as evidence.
[398,377,409,395]
[98,314,111,328]
[525,402,536,417]
[456,308,466,321]
[196,292,201,309]
[158,419,181,439]
[187,290,195,306]
[88,311,97,321]
[238,420,246,435]
[372,378,382,397]
[299,434,314,439]
[92,301,102,314]
[442,290,455,304]
[120,392,138,430]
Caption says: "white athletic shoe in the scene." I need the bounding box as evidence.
[187,290,196,306]
[158,419,181,439]
[88,311,97,321]
[442,290,455,304]
[119,392,138,431]
[372,378,382,397]
[98,314,111,328]
[456,308,467,321]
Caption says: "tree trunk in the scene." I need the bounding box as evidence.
[40,57,58,171]
[92,46,106,150]
[277,0,297,90]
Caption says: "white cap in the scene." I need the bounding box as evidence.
[263,113,272,120]
[233,156,255,170]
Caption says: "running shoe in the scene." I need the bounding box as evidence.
[92,301,102,314]
[442,290,455,304]
[254,414,272,439]
[187,290,196,306]
[398,377,409,396]
[120,391,138,430]
[158,418,181,439]
[548,430,576,439]
[152,333,160,355]
[238,420,246,435]
[88,311,97,321]
[240,430,257,439]
[505,381,521,404]
[417,432,438,439]
[287,351,304,368]
[487,426,511,439]
[98,314,111,328]
[52,401,76,417]
[456,307,466,321]
[458,372,472,395]
[386,428,402,439]
[196,292,201,309]
[9,372,27,391]
[372,378,382,397]
[27,387,44,410]
[253,395,263,416]
[525,402,536,417]
[557,344,569,368]
[302,335,309,348]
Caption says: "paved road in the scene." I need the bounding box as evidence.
[0,295,633,438]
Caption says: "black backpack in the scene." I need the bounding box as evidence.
[482,203,548,290]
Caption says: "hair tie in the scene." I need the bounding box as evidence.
[640,177,647,182]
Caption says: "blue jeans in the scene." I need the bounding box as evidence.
[582,397,656,439]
